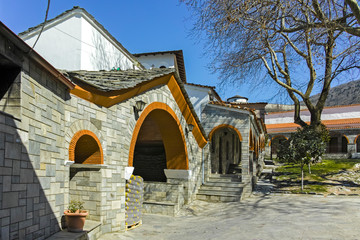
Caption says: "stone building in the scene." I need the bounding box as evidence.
[0,19,206,240]
[266,104,360,159]
[135,53,267,198]
[0,6,266,239]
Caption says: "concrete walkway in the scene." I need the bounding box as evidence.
[99,194,360,240]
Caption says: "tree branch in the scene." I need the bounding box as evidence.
[345,0,360,25]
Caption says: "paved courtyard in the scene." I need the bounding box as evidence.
[99,194,360,240]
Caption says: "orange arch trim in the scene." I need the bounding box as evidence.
[354,134,360,144]
[208,124,243,142]
[342,135,349,144]
[70,74,207,148]
[269,135,288,147]
[128,102,189,170]
[69,130,104,164]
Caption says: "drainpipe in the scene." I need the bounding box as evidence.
[202,142,209,184]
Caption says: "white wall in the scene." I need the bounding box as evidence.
[22,15,83,70]
[80,17,135,71]
[136,54,175,69]
[21,10,137,71]
[265,105,360,124]
[184,84,211,120]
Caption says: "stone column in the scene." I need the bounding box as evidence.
[242,150,253,197]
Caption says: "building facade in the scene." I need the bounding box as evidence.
[266,104,360,159]
[0,6,266,239]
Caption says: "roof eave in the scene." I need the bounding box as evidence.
[1,22,75,89]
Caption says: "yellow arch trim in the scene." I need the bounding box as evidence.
[269,135,288,147]
[208,124,243,142]
[354,134,360,144]
[128,102,189,170]
[70,74,207,148]
[69,130,104,164]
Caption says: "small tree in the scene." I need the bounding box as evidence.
[277,125,329,191]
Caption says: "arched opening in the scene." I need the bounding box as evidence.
[133,113,167,182]
[341,136,348,153]
[129,103,188,182]
[270,135,287,159]
[326,134,348,153]
[68,130,103,221]
[356,135,360,153]
[209,126,242,174]
[69,130,103,164]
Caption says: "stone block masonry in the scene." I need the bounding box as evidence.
[1,34,206,239]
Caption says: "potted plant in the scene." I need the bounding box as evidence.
[64,200,88,232]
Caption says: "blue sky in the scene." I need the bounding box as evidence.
[0,0,296,103]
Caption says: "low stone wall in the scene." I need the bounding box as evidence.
[324,153,350,159]
[69,166,102,221]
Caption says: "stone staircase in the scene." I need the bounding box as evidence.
[142,182,184,216]
[196,174,244,202]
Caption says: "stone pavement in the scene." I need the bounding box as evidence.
[99,193,360,240]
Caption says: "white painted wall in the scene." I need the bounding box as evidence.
[136,54,175,69]
[21,9,137,71]
[80,17,135,71]
[22,15,83,70]
[184,84,211,120]
[265,105,360,124]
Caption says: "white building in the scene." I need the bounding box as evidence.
[19,6,141,71]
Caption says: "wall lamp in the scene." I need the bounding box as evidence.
[188,124,194,132]
[134,100,146,119]
[186,123,194,137]
[135,100,146,112]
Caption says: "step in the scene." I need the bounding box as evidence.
[200,185,243,191]
[143,182,183,203]
[207,177,242,183]
[196,193,241,202]
[203,182,244,188]
[197,189,242,196]
[143,201,178,216]
[210,174,241,178]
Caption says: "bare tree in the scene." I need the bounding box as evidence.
[183,0,360,129]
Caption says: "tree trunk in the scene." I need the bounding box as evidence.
[301,163,304,191]
[308,163,311,174]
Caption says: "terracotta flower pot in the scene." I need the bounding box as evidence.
[64,210,88,232]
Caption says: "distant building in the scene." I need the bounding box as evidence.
[266,104,360,159]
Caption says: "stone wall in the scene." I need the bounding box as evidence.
[0,50,70,239]
[69,166,102,221]
[1,64,205,239]
[1,32,206,239]
[62,84,205,233]
[201,105,252,193]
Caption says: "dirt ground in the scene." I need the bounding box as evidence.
[99,194,360,240]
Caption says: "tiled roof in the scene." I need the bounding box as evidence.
[0,22,74,89]
[186,82,216,89]
[209,101,253,111]
[64,68,175,92]
[208,101,265,133]
[224,101,268,106]
[266,118,360,133]
[267,103,360,115]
